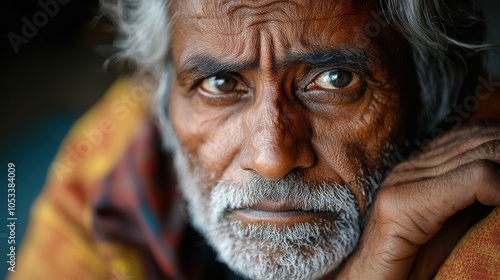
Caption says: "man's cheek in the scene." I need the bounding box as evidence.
[196,126,245,185]
[170,118,205,169]
[170,91,216,162]
[352,100,403,158]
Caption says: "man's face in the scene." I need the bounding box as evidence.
[167,0,413,278]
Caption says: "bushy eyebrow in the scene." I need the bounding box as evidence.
[281,48,371,72]
[177,47,374,84]
[177,55,258,83]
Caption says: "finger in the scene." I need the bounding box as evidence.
[385,140,500,186]
[391,127,500,174]
[345,158,500,280]
[409,209,474,280]
[379,160,500,244]
[409,126,500,167]
[422,120,500,153]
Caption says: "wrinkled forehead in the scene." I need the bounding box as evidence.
[174,0,367,21]
[171,0,374,35]
[169,0,394,69]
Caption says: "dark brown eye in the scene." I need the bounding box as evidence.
[200,75,242,94]
[313,69,359,89]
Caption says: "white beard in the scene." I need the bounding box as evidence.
[172,146,366,280]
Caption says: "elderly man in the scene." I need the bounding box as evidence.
[12,0,500,279]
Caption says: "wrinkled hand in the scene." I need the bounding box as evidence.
[338,122,500,279]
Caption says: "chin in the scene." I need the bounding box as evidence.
[173,148,367,280]
[205,216,360,280]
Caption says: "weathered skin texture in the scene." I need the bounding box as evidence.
[165,1,500,279]
[169,0,413,217]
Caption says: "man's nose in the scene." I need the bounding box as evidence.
[239,92,315,180]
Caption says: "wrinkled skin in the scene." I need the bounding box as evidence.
[166,0,500,278]
[169,0,411,218]
[339,122,500,279]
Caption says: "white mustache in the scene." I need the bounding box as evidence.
[210,172,361,223]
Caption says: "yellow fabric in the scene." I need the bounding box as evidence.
[11,78,148,280]
[436,207,500,279]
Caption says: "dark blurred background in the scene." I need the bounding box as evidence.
[0,0,499,277]
[0,0,118,276]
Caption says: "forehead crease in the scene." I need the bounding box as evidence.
[200,0,306,16]
[182,0,345,26]
[190,1,300,35]
[174,0,380,68]
[218,0,302,13]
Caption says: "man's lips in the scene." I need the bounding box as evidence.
[230,200,333,224]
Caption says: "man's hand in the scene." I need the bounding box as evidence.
[338,122,500,279]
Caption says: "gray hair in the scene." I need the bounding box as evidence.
[100,0,489,135]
